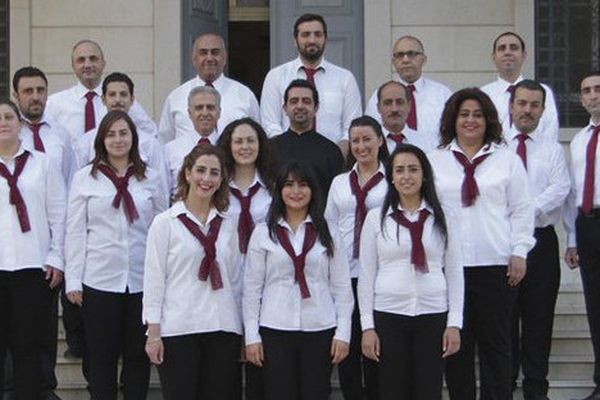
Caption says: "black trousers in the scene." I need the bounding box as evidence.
[0,269,51,400]
[375,311,446,400]
[260,327,334,400]
[158,331,242,400]
[82,285,150,400]
[245,362,265,400]
[338,278,378,400]
[576,213,600,388]
[446,266,516,400]
[511,226,560,397]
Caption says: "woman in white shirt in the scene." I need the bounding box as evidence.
[358,144,463,400]
[325,115,389,400]
[244,162,354,400]
[143,144,243,400]
[65,110,168,400]
[427,88,535,400]
[0,99,66,400]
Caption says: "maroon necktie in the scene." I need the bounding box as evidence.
[406,84,417,130]
[582,125,600,214]
[198,137,210,145]
[28,122,46,152]
[230,183,261,254]
[349,170,384,258]
[387,133,405,148]
[276,223,318,299]
[301,67,319,130]
[507,85,516,126]
[177,213,224,289]
[453,151,490,207]
[204,81,214,88]
[97,164,139,223]
[0,152,31,232]
[84,91,97,132]
[390,209,430,272]
[515,133,529,169]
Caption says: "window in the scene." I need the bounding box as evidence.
[536,0,600,127]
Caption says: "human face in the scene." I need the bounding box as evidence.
[492,34,526,80]
[510,87,545,134]
[377,83,410,132]
[281,174,312,214]
[392,38,426,83]
[283,87,317,132]
[188,92,220,135]
[349,126,383,167]
[104,119,133,161]
[392,152,423,205]
[185,154,223,202]
[102,82,134,112]
[455,99,486,147]
[192,34,226,83]
[14,76,47,122]
[294,20,326,64]
[231,124,259,167]
[0,104,22,146]
[71,42,106,89]
[580,75,600,121]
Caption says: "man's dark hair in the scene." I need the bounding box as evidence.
[12,66,48,93]
[293,13,327,38]
[492,31,526,52]
[102,72,134,96]
[510,79,546,107]
[283,79,319,107]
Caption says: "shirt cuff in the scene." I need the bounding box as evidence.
[447,311,463,329]
[511,245,530,259]
[65,279,82,294]
[334,318,352,343]
[142,308,162,324]
[44,255,64,271]
[360,314,374,331]
[567,233,577,248]
[244,323,262,345]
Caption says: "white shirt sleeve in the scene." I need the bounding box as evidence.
[142,213,171,324]
[45,159,67,271]
[329,233,354,343]
[443,209,464,329]
[260,69,285,138]
[64,170,88,291]
[243,226,268,345]
[357,209,380,330]
[507,154,536,257]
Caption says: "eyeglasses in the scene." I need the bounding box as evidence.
[393,51,423,59]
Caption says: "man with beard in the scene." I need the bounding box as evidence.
[482,32,559,142]
[260,13,362,155]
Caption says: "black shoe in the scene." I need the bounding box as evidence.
[40,390,63,400]
[63,347,83,360]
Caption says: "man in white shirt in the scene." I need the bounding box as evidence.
[507,80,570,400]
[376,81,435,152]
[11,66,68,400]
[365,35,451,146]
[165,86,221,195]
[481,32,559,142]
[260,13,362,154]
[564,72,600,400]
[158,33,259,144]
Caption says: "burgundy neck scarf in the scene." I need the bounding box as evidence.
[452,151,490,207]
[349,170,384,258]
[390,208,430,272]
[230,182,261,254]
[97,164,139,223]
[0,151,31,232]
[276,222,318,299]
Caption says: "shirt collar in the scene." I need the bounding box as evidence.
[496,75,524,91]
[278,215,313,233]
[229,172,265,192]
[294,56,328,73]
[351,161,386,178]
[75,81,102,99]
[507,125,540,142]
[1,143,31,163]
[448,139,497,158]
[194,74,224,89]
[169,201,224,226]
[390,199,432,216]
[397,75,424,91]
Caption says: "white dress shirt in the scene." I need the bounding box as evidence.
[357,202,464,329]
[506,126,570,228]
[564,122,600,246]
[481,76,559,142]
[20,113,77,186]
[382,125,436,153]
[143,202,243,337]
[224,174,271,226]
[427,141,535,266]
[164,130,219,195]
[0,146,66,272]
[243,218,354,345]
[46,82,157,145]
[325,163,387,278]
[65,165,168,294]
[365,76,451,147]
[158,74,260,144]
[260,57,362,143]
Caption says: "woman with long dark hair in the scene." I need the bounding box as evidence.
[325,115,389,400]
[143,144,243,400]
[358,144,463,400]
[428,88,535,400]
[0,99,66,400]
[65,110,168,400]
[243,162,353,400]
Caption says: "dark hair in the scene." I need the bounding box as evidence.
[381,145,447,246]
[267,162,334,257]
[91,111,146,180]
[580,71,600,85]
[0,98,22,120]
[12,66,48,93]
[293,13,327,38]
[284,79,319,107]
[509,79,546,107]
[102,72,134,96]
[217,117,273,191]
[376,80,408,105]
[345,115,390,170]
[439,88,503,147]
[492,31,525,53]
[174,144,230,212]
